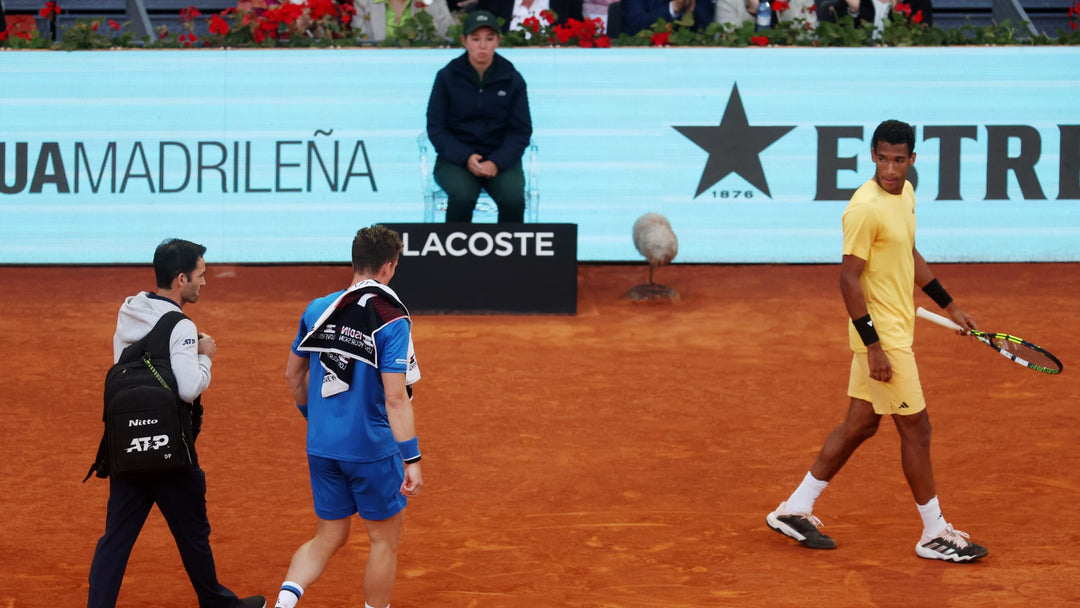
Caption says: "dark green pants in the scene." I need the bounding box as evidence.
[434,156,526,223]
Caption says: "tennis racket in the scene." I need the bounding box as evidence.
[916,307,1063,375]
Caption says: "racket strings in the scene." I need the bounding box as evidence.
[982,334,1062,373]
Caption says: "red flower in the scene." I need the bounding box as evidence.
[894,2,912,16]
[751,35,769,46]
[179,6,203,22]
[16,31,32,40]
[0,29,8,42]
[546,15,605,45]
[91,21,100,32]
[209,13,229,35]
[772,0,790,12]
[108,19,121,31]
[595,35,611,47]
[523,16,541,33]
[540,9,556,24]
[650,31,670,46]
[337,3,356,24]
[40,2,61,18]
[285,4,305,23]
[180,32,197,47]
[1073,21,1078,29]
[912,9,923,23]
[309,0,339,20]
[808,3,817,11]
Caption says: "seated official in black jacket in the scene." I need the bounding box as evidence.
[425,10,533,223]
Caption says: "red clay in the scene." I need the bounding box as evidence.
[1,262,1078,607]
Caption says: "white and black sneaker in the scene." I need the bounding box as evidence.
[766,502,837,550]
[916,525,987,562]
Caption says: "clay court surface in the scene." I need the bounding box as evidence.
[1,262,1078,607]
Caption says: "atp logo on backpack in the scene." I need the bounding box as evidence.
[125,435,170,452]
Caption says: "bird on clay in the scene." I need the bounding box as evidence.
[626,212,678,301]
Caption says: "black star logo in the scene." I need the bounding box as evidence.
[674,84,796,198]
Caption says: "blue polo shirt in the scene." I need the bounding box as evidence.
[292,290,411,463]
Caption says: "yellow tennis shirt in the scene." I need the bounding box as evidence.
[841,179,917,353]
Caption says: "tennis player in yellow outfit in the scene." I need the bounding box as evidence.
[767,120,989,562]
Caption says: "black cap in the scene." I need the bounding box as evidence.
[462,10,499,35]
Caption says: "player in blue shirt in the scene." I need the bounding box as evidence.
[276,225,423,608]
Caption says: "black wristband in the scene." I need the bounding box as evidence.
[922,278,953,309]
[853,314,879,346]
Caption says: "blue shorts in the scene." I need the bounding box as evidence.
[308,454,407,521]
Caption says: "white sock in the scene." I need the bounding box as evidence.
[917,496,947,539]
[365,603,389,608]
[275,581,304,608]
[785,471,829,514]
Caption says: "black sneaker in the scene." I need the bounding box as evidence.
[916,525,988,562]
[237,596,267,608]
[766,502,837,550]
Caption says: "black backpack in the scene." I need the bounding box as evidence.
[85,311,198,481]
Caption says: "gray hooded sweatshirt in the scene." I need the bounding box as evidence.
[113,292,211,404]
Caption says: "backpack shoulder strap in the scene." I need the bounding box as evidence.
[117,310,188,364]
[144,310,188,359]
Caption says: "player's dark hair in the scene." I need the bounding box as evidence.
[352,225,403,274]
[871,119,915,155]
[154,238,207,289]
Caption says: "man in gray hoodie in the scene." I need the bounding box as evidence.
[87,238,265,608]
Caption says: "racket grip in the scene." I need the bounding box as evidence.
[916,306,964,331]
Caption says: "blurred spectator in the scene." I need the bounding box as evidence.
[477,0,584,31]
[818,0,932,30]
[622,0,716,34]
[448,0,480,12]
[351,0,455,39]
[583,0,617,26]
[714,0,754,26]
[740,0,818,27]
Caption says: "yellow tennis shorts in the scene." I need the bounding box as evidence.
[847,346,926,415]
